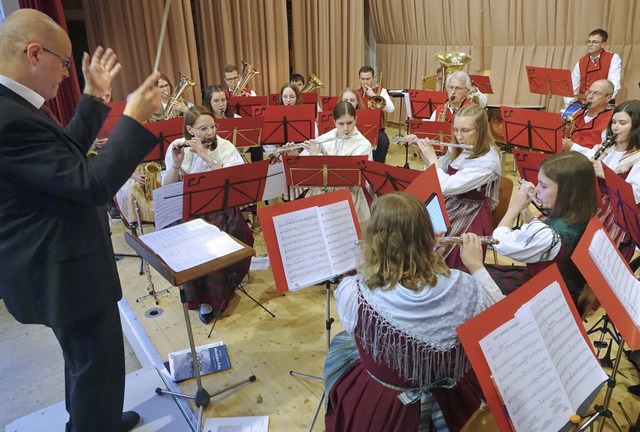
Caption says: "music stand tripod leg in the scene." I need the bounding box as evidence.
[155,285,255,431]
[289,280,335,432]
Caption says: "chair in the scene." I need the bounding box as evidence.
[460,402,498,432]
[489,176,514,263]
[576,283,597,321]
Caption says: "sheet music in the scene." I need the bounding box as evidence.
[204,415,269,432]
[140,219,243,272]
[317,200,359,275]
[589,229,640,328]
[262,162,286,201]
[518,282,607,411]
[273,207,333,291]
[153,181,184,230]
[425,196,447,234]
[404,92,412,118]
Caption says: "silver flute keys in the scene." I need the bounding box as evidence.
[391,136,473,150]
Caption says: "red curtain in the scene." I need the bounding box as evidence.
[19,0,81,126]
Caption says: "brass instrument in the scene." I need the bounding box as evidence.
[164,74,196,118]
[438,96,455,122]
[391,136,472,150]
[592,134,618,161]
[434,52,473,91]
[562,101,590,138]
[437,236,499,245]
[143,162,161,200]
[422,74,439,91]
[367,70,387,110]
[87,149,98,160]
[232,61,260,97]
[265,132,357,156]
[301,73,324,93]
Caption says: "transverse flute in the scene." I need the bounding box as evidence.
[391,136,473,150]
[436,236,499,245]
[518,179,549,215]
[265,132,357,156]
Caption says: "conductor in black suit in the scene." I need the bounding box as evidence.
[0,9,162,432]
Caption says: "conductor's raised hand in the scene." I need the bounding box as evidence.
[82,47,121,99]
[124,72,162,124]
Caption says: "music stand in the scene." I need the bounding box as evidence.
[142,117,183,162]
[182,160,275,319]
[215,116,264,150]
[501,105,563,153]
[320,96,339,113]
[525,65,573,111]
[357,159,420,195]
[124,228,256,432]
[468,75,493,94]
[317,112,334,135]
[228,96,268,117]
[317,110,381,148]
[252,104,316,146]
[602,164,640,248]
[388,89,408,137]
[406,89,448,119]
[267,93,279,105]
[283,155,367,192]
[407,119,453,163]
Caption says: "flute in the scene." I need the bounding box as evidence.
[264,132,357,156]
[591,134,617,161]
[436,236,499,245]
[518,179,549,215]
[391,136,472,150]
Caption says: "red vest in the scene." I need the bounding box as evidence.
[571,109,613,149]
[577,50,614,94]
[433,98,474,123]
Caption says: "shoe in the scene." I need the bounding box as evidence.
[199,309,221,324]
[107,201,121,219]
[122,411,140,431]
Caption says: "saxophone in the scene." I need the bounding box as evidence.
[438,96,455,122]
[143,162,161,200]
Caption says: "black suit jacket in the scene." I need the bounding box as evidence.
[0,84,158,327]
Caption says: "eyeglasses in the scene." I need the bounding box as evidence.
[225,76,240,82]
[42,47,72,69]
[447,86,467,92]
[585,90,606,97]
[585,40,603,45]
[452,127,476,136]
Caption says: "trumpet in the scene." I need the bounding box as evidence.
[518,179,549,215]
[391,136,472,150]
[264,132,357,156]
[591,134,618,161]
[436,236,499,245]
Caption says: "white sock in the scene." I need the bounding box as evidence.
[199,303,213,314]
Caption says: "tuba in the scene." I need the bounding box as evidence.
[434,52,473,91]
[165,74,196,118]
[143,162,161,200]
[301,73,324,93]
[232,61,260,96]
[367,70,387,110]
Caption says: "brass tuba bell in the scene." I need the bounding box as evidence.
[434,52,473,91]
[367,70,387,110]
[164,74,196,118]
[232,61,260,96]
[301,73,324,93]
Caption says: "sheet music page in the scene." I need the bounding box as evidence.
[262,162,287,201]
[204,415,269,432]
[479,299,571,432]
[153,181,184,230]
[589,229,640,328]
[404,92,412,118]
[317,200,359,275]
[273,207,333,291]
[140,219,243,272]
[519,282,607,411]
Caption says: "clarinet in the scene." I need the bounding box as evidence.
[592,134,618,161]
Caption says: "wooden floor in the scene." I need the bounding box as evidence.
[110,127,640,431]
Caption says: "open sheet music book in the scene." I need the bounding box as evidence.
[272,199,359,291]
[479,281,607,432]
[138,219,243,272]
[588,229,640,329]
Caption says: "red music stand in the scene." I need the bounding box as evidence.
[405,165,451,233]
[96,101,127,137]
[468,75,493,94]
[407,119,453,159]
[512,148,551,183]
[320,96,339,113]
[142,117,183,161]
[282,155,367,190]
[406,89,448,119]
[356,160,421,195]
[229,95,268,117]
[267,93,279,105]
[501,106,563,153]
[216,116,264,150]
[252,105,316,146]
[602,164,640,247]
[317,112,334,135]
[316,110,380,148]
[525,65,573,110]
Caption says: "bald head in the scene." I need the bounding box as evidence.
[0,9,66,60]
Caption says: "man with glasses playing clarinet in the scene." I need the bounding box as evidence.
[564,29,621,109]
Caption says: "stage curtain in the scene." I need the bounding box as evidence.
[19,0,82,125]
[290,0,365,98]
[82,0,200,105]
[369,0,640,117]
[195,0,289,97]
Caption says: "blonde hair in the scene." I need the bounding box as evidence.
[451,104,494,160]
[361,193,450,291]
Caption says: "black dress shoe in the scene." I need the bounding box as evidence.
[199,310,214,324]
[122,411,140,431]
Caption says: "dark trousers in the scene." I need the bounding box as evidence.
[248,146,264,162]
[373,129,389,163]
[53,303,125,432]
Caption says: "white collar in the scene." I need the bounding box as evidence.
[0,74,45,108]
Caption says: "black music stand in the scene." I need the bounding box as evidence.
[182,160,276,320]
[252,104,316,146]
[525,65,573,111]
[357,159,420,194]
[501,106,563,153]
[228,96,268,117]
[406,89,448,119]
[143,117,183,162]
[125,229,256,432]
[388,89,408,137]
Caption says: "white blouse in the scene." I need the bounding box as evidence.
[492,219,560,263]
